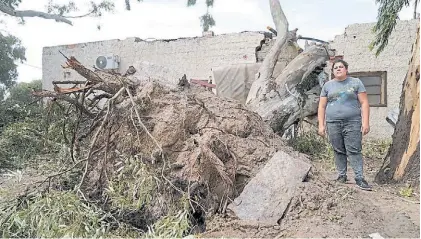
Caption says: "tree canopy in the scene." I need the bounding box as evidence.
[0,33,26,90]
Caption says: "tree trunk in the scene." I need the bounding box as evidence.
[245,0,291,106]
[375,23,420,189]
[245,0,333,135]
[247,45,330,134]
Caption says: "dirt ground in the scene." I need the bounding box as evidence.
[0,150,419,238]
[202,155,420,238]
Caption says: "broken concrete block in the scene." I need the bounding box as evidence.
[227,150,311,224]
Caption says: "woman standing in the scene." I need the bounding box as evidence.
[317,59,372,191]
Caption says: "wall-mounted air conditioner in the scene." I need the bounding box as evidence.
[95,54,120,70]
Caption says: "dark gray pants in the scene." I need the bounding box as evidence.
[326,120,364,180]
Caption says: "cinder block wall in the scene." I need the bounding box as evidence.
[42,19,418,140]
[330,19,418,139]
[42,32,268,91]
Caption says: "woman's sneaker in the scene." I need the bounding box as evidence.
[355,179,372,191]
[335,175,347,183]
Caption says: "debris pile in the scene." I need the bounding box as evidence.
[32,56,318,233]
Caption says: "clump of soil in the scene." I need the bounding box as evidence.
[81,81,286,231]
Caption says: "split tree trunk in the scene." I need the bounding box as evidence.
[245,0,333,135]
[375,23,420,189]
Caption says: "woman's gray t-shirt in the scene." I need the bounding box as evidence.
[320,77,366,122]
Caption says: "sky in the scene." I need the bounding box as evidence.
[0,0,418,83]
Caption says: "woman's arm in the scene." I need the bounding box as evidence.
[318,96,328,136]
[358,92,370,135]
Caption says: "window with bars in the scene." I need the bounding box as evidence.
[348,71,387,107]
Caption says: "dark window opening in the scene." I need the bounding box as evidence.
[348,71,387,107]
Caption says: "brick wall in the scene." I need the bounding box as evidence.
[330,19,418,139]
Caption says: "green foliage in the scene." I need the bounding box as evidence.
[187,0,197,7]
[0,80,77,171]
[1,80,43,124]
[0,121,46,169]
[3,0,217,32]
[200,12,216,32]
[399,185,414,197]
[2,0,22,9]
[362,139,392,159]
[187,0,216,32]
[105,154,160,211]
[187,0,214,7]
[0,33,26,89]
[0,80,42,130]
[371,0,414,56]
[46,1,78,15]
[145,207,190,238]
[13,0,116,19]
[289,131,334,162]
[0,191,112,238]
[124,0,143,11]
[105,153,194,237]
[8,80,42,105]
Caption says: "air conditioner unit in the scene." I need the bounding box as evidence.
[95,54,120,70]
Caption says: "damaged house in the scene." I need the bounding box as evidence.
[42,19,419,139]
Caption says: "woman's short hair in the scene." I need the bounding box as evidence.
[332,59,349,71]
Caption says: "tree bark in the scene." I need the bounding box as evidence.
[375,23,420,189]
[247,44,331,134]
[245,0,290,106]
[245,0,333,135]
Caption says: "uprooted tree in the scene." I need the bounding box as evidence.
[14,0,330,236]
[5,0,418,236]
[28,55,288,236]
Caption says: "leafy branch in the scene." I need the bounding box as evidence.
[370,0,416,56]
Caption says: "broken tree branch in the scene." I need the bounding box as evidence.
[0,2,73,25]
[246,0,291,105]
[250,44,331,134]
[59,52,105,84]
[270,0,288,37]
[246,29,333,135]
[274,45,331,98]
[52,80,87,85]
[77,87,125,189]
[32,90,95,118]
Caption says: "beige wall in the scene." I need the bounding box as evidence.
[42,32,266,91]
[330,19,418,139]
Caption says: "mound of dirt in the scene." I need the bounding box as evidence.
[79,81,293,230]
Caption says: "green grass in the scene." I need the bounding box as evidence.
[289,130,392,172]
[362,139,391,159]
[289,131,334,163]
